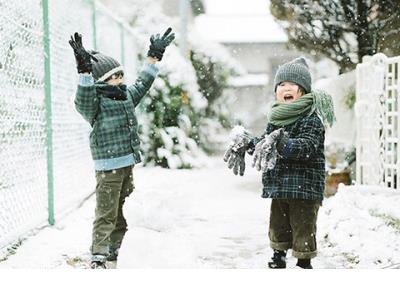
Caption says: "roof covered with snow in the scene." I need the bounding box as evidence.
[194,0,287,43]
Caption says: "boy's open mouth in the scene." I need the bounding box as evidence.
[284,94,294,102]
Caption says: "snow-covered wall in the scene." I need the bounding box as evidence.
[314,71,356,146]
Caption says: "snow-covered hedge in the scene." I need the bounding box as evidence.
[137,44,208,168]
[189,33,245,153]
[100,0,242,167]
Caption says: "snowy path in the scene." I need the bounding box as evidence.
[118,156,270,268]
[1,156,399,268]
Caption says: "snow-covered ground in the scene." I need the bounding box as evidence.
[1,156,399,269]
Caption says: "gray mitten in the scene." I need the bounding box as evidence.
[223,126,253,176]
[252,128,285,172]
[252,135,274,171]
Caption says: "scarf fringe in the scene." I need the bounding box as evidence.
[309,90,336,127]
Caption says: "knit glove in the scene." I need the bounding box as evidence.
[147,27,175,61]
[223,127,253,176]
[252,128,287,172]
[69,32,98,74]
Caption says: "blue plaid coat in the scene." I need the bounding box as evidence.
[74,66,156,169]
[249,112,326,201]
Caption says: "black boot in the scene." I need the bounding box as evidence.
[90,260,106,269]
[90,254,107,269]
[296,259,313,269]
[268,250,287,269]
[107,247,119,261]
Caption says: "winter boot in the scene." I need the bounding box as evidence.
[107,247,119,261]
[296,258,313,269]
[90,254,107,269]
[268,250,287,269]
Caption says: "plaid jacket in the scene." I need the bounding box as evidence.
[75,66,156,169]
[249,112,326,201]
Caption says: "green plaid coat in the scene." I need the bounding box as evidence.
[74,69,156,167]
[249,112,326,201]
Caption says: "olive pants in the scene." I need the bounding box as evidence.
[91,165,134,256]
[268,198,320,259]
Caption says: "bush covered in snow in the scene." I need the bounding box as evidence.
[100,0,242,167]
[325,142,355,173]
[188,33,245,153]
[138,53,208,168]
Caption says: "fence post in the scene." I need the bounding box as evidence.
[42,0,55,225]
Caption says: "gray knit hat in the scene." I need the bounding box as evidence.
[89,51,124,81]
[273,57,312,94]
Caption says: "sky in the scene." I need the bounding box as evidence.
[195,0,287,43]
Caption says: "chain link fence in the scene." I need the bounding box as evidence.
[0,0,140,250]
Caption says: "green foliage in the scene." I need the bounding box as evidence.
[190,50,230,108]
[190,0,205,16]
[325,142,355,171]
[139,73,204,168]
[189,49,236,127]
[270,0,400,73]
[137,39,240,166]
[343,85,356,110]
[189,49,238,153]
[369,209,400,233]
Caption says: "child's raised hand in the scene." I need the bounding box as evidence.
[147,27,175,61]
[68,32,98,74]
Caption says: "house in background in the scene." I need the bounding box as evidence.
[192,1,301,134]
[161,0,205,18]
[190,0,341,134]
[160,0,340,134]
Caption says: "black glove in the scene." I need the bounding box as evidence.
[147,27,175,61]
[69,32,98,74]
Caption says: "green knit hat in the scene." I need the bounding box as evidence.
[273,57,312,94]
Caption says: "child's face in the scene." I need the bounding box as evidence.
[105,71,124,86]
[275,81,304,103]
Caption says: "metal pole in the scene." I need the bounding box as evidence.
[42,0,54,225]
[119,23,125,66]
[179,0,189,58]
[92,0,97,50]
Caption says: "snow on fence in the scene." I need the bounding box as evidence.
[0,0,139,250]
[355,53,400,190]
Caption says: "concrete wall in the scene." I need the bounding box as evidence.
[223,42,300,134]
[223,42,299,81]
[226,86,271,136]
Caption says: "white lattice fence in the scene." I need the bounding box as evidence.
[355,53,400,190]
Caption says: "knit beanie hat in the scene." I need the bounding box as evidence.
[89,51,124,82]
[273,57,312,94]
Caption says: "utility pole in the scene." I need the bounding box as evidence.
[180,0,190,58]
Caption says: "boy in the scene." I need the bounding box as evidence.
[224,57,335,268]
[69,28,175,268]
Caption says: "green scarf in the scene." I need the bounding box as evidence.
[268,90,336,127]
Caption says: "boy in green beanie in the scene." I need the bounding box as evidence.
[69,28,175,268]
[224,57,335,269]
